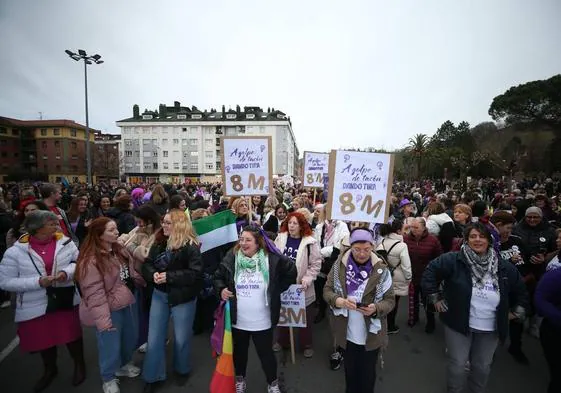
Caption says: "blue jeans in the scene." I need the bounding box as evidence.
[142,289,197,383]
[95,304,139,382]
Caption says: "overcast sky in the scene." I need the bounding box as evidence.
[1,0,560,154]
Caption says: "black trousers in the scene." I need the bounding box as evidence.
[232,327,277,384]
[387,296,401,329]
[314,275,327,314]
[540,319,561,393]
[344,341,379,393]
[508,319,524,352]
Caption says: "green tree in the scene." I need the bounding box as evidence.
[408,133,429,178]
[489,74,561,129]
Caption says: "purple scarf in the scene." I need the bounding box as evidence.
[345,253,373,295]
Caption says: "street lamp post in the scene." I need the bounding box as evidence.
[65,49,103,185]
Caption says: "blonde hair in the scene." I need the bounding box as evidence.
[166,209,199,250]
[231,197,248,216]
[263,195,280,215]
[296,208,313,225]
[151,184,168,205]
[454,203,472,221]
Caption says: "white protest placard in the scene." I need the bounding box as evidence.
[327,150,394,224]
[221,136,273,196]
[277,284,306,328]
[303,151,329,188]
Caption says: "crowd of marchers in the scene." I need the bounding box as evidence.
[0,178,560,393]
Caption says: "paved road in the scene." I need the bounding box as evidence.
[0,305,549,393]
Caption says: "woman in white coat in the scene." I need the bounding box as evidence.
[376,219,412,334]
[274,211,322,358]
[313,205,350,323]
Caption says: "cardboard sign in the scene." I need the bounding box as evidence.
[277,284,307,328]
[221,136,273,196]
[303,151,329,188]
[327,150,394,224]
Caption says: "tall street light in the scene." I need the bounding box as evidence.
[65,49,104,185]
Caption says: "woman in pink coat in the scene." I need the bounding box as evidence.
[274,212,322,358]
[76,217,145,393]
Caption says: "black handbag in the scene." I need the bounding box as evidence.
[28,252,76,313]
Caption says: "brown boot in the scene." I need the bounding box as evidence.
[67,338,86,386]
[35,347,58,393]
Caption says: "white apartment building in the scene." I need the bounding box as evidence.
[116,102,299,184]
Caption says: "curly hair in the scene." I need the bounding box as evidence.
[279,211,313,237]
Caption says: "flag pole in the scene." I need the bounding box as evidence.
[289,327,296,365]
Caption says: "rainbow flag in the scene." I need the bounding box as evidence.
[209,301,235,393]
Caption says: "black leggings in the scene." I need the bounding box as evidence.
[232,327,277,384]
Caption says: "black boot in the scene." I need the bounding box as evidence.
[35,346,58,393]
[67,338,86,386]
[314,307,326,324]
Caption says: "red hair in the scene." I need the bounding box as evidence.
[279,212,313,237]
[75,217,124,282]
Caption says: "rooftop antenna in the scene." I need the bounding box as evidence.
[38,112,43,120]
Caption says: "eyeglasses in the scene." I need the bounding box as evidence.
[351,247,372,255]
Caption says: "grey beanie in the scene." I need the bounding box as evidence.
[525,206,543,217]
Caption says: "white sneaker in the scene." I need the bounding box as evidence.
[235,376,247,393]
[115,362,141,378]
[138,343,147,353]
[102,378,120,393]
[267,380,281,393]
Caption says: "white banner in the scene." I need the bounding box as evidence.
[277,284,307,328]
[221,136,273,196]
[327,150,394,224]
[303,151,329,188]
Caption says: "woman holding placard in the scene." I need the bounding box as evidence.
[323,228,395,393]
[274,212,322,358]
[214,225,296,393]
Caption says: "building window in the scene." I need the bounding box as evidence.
[134,151,140,157]
[12,128,19,135]
[182,163,188,169]
[163,163,169,169]
[152,139,157,144]
[142,114,153,120]
[182,139,187,146]
[53,128,60,136]
[72,155,78,160]
[163,151,169,157]
[182,127,187,132]
[226,114,236,120]
[125,140,133,147]
[173,162,179,169]
[192,114,202,120]
[205,151,213,160]
[125,151,132,157]
[153,151,158,157]
[205,139,213,147]
[71,142,77,149]
[173,139,179,145]
[190,151,199,157]
[259,126,265,134]
[56,155,61,160]
[0,127,6,134]
[153,163,158,169]
[70,129,77,137]
[189,139,197,146]
[43,155,48,160]
[71,165,78,172]
[44,165,48,172]
[143,139,150,146]
[41,141,47,149]
[178,115,187,120]
[54,141,60,148]
[143,151,151,158]
[144,163,151,170]
[190,163,198,170]
[56,165,61,171]
[206,163,214,170]
[41,129,47,136]
[246,114,255,119]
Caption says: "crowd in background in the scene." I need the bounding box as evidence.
[0,176,560,393]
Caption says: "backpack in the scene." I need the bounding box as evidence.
[375,239,401,276]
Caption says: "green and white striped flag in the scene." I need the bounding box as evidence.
[192,210,238,253]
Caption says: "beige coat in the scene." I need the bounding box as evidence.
[375,233,412,296]
[275,232,322,306]
[323,250,395,351]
